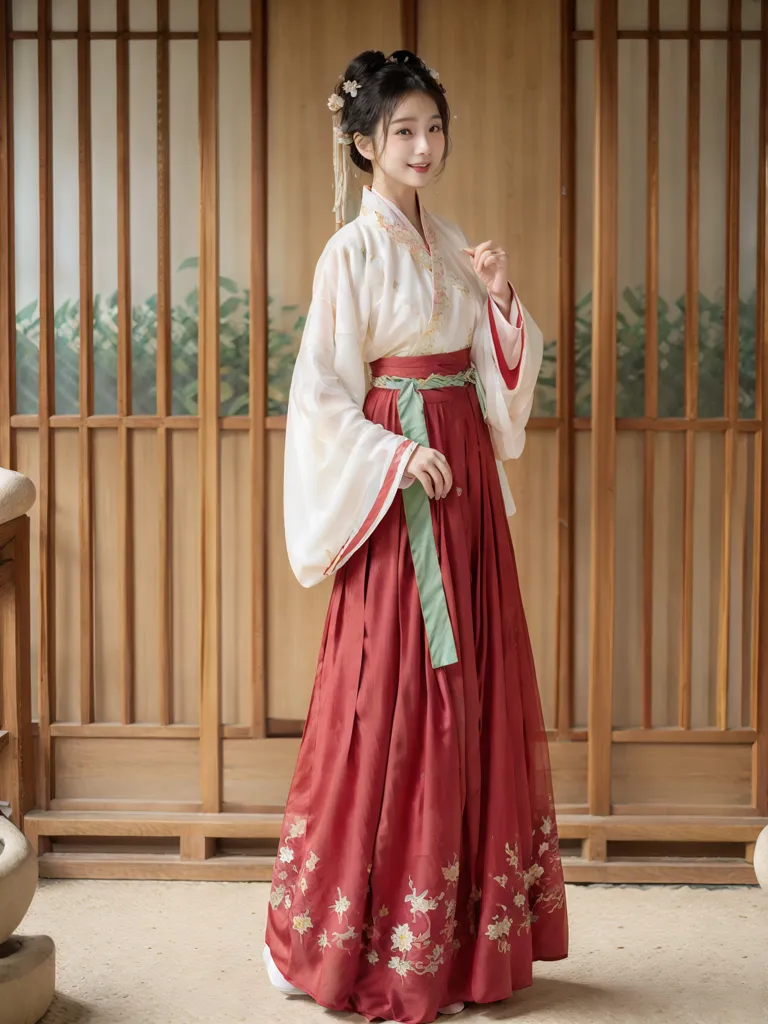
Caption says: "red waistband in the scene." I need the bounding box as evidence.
[369,348,471,380]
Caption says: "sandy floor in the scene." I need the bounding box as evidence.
[17,880,766,1024]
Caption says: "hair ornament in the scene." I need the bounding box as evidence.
[342,79,362,97]
[333,125,353,146]
[327,93,344,113]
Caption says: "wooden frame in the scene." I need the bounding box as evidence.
[0,516,35,826]
[0,0,765,882]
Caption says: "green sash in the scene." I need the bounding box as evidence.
[371,368,487,669]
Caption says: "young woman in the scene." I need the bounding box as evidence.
[263,49,568,1024]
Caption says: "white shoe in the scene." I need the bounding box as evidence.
[262,944,304,996]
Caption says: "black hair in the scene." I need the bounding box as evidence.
[332,49,451,175]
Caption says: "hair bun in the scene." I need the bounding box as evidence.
[343,49,387,84]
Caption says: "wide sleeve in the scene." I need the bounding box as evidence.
[284,239,418,588]
[471,282,543,464]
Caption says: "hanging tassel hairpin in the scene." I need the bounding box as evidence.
[327,80,361,229]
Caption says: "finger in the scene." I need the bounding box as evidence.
[416,467,435,499]
[478,251,496,276]
[472,240,493,272]
[430,455,452,497]
[425,463,444,500]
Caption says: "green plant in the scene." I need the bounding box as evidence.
[14,256,306,418]
[574,286,757,419]
[15,275,756,423]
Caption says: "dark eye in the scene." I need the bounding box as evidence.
[396,128,411,136]
[430,124,443,132]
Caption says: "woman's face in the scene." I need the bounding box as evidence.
[358,90,446,190]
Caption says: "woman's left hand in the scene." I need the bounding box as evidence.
[462,240,511,317]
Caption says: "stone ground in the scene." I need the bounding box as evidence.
[18,880,767,1024]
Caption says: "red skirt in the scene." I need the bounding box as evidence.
[265,349,568,1024]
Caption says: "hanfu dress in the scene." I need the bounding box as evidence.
[265,185,568,1024]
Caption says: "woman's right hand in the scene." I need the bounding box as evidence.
[404,446,453,499]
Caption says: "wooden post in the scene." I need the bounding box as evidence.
[401,0,418,54]
[642,0,660,730]
[754,0,768,815]
[0,0,14,472]
[0,518,35,826]
[556,0,576,738]
[199,0,222,812]
[680,0,701,731]
[116,0,134,726]
[77,0,95,725]
[717,0,741,730]
[157,0,173,726]
[588,0,618,817]
[37,0,55,809]
[250,0,267,738]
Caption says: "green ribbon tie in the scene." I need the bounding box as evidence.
[373,368,487,670]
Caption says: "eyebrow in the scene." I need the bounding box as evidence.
[390,114,442,125]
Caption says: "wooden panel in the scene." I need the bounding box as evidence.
[729,434,755,728]
[612,742,753,806]
[266,431,331,721]
[614,432,644,727]
[170,430,199,724]
[222,737,302,809]
[92,430,121,722]
[53,430,80,722]
[548,739,588,807]
[220,431,251,727]
[420,0,561,344]
[652,432,684,724]
[267,0,400,311]
[14,431,40,719]
[131,430,161,722]
[691,432,725,726]
[573,430,591,728]
[506,431,558,729]
[53,737,200,802]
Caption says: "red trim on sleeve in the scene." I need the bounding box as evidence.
[487,292,525,391]
[323,438,415,576]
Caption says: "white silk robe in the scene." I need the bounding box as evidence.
[285,185,543,588]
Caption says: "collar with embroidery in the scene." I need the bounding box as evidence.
[360,186,434,255]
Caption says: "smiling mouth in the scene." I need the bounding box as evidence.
[409,163,431,169]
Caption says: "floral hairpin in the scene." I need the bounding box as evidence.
[333,125,353,146]
[342,79,362,97]
[327,93,344,113]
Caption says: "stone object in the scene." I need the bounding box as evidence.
[0,468,36,527]
[0,819,55,1022]
[0,818,38,944]
[755,825,768,894]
